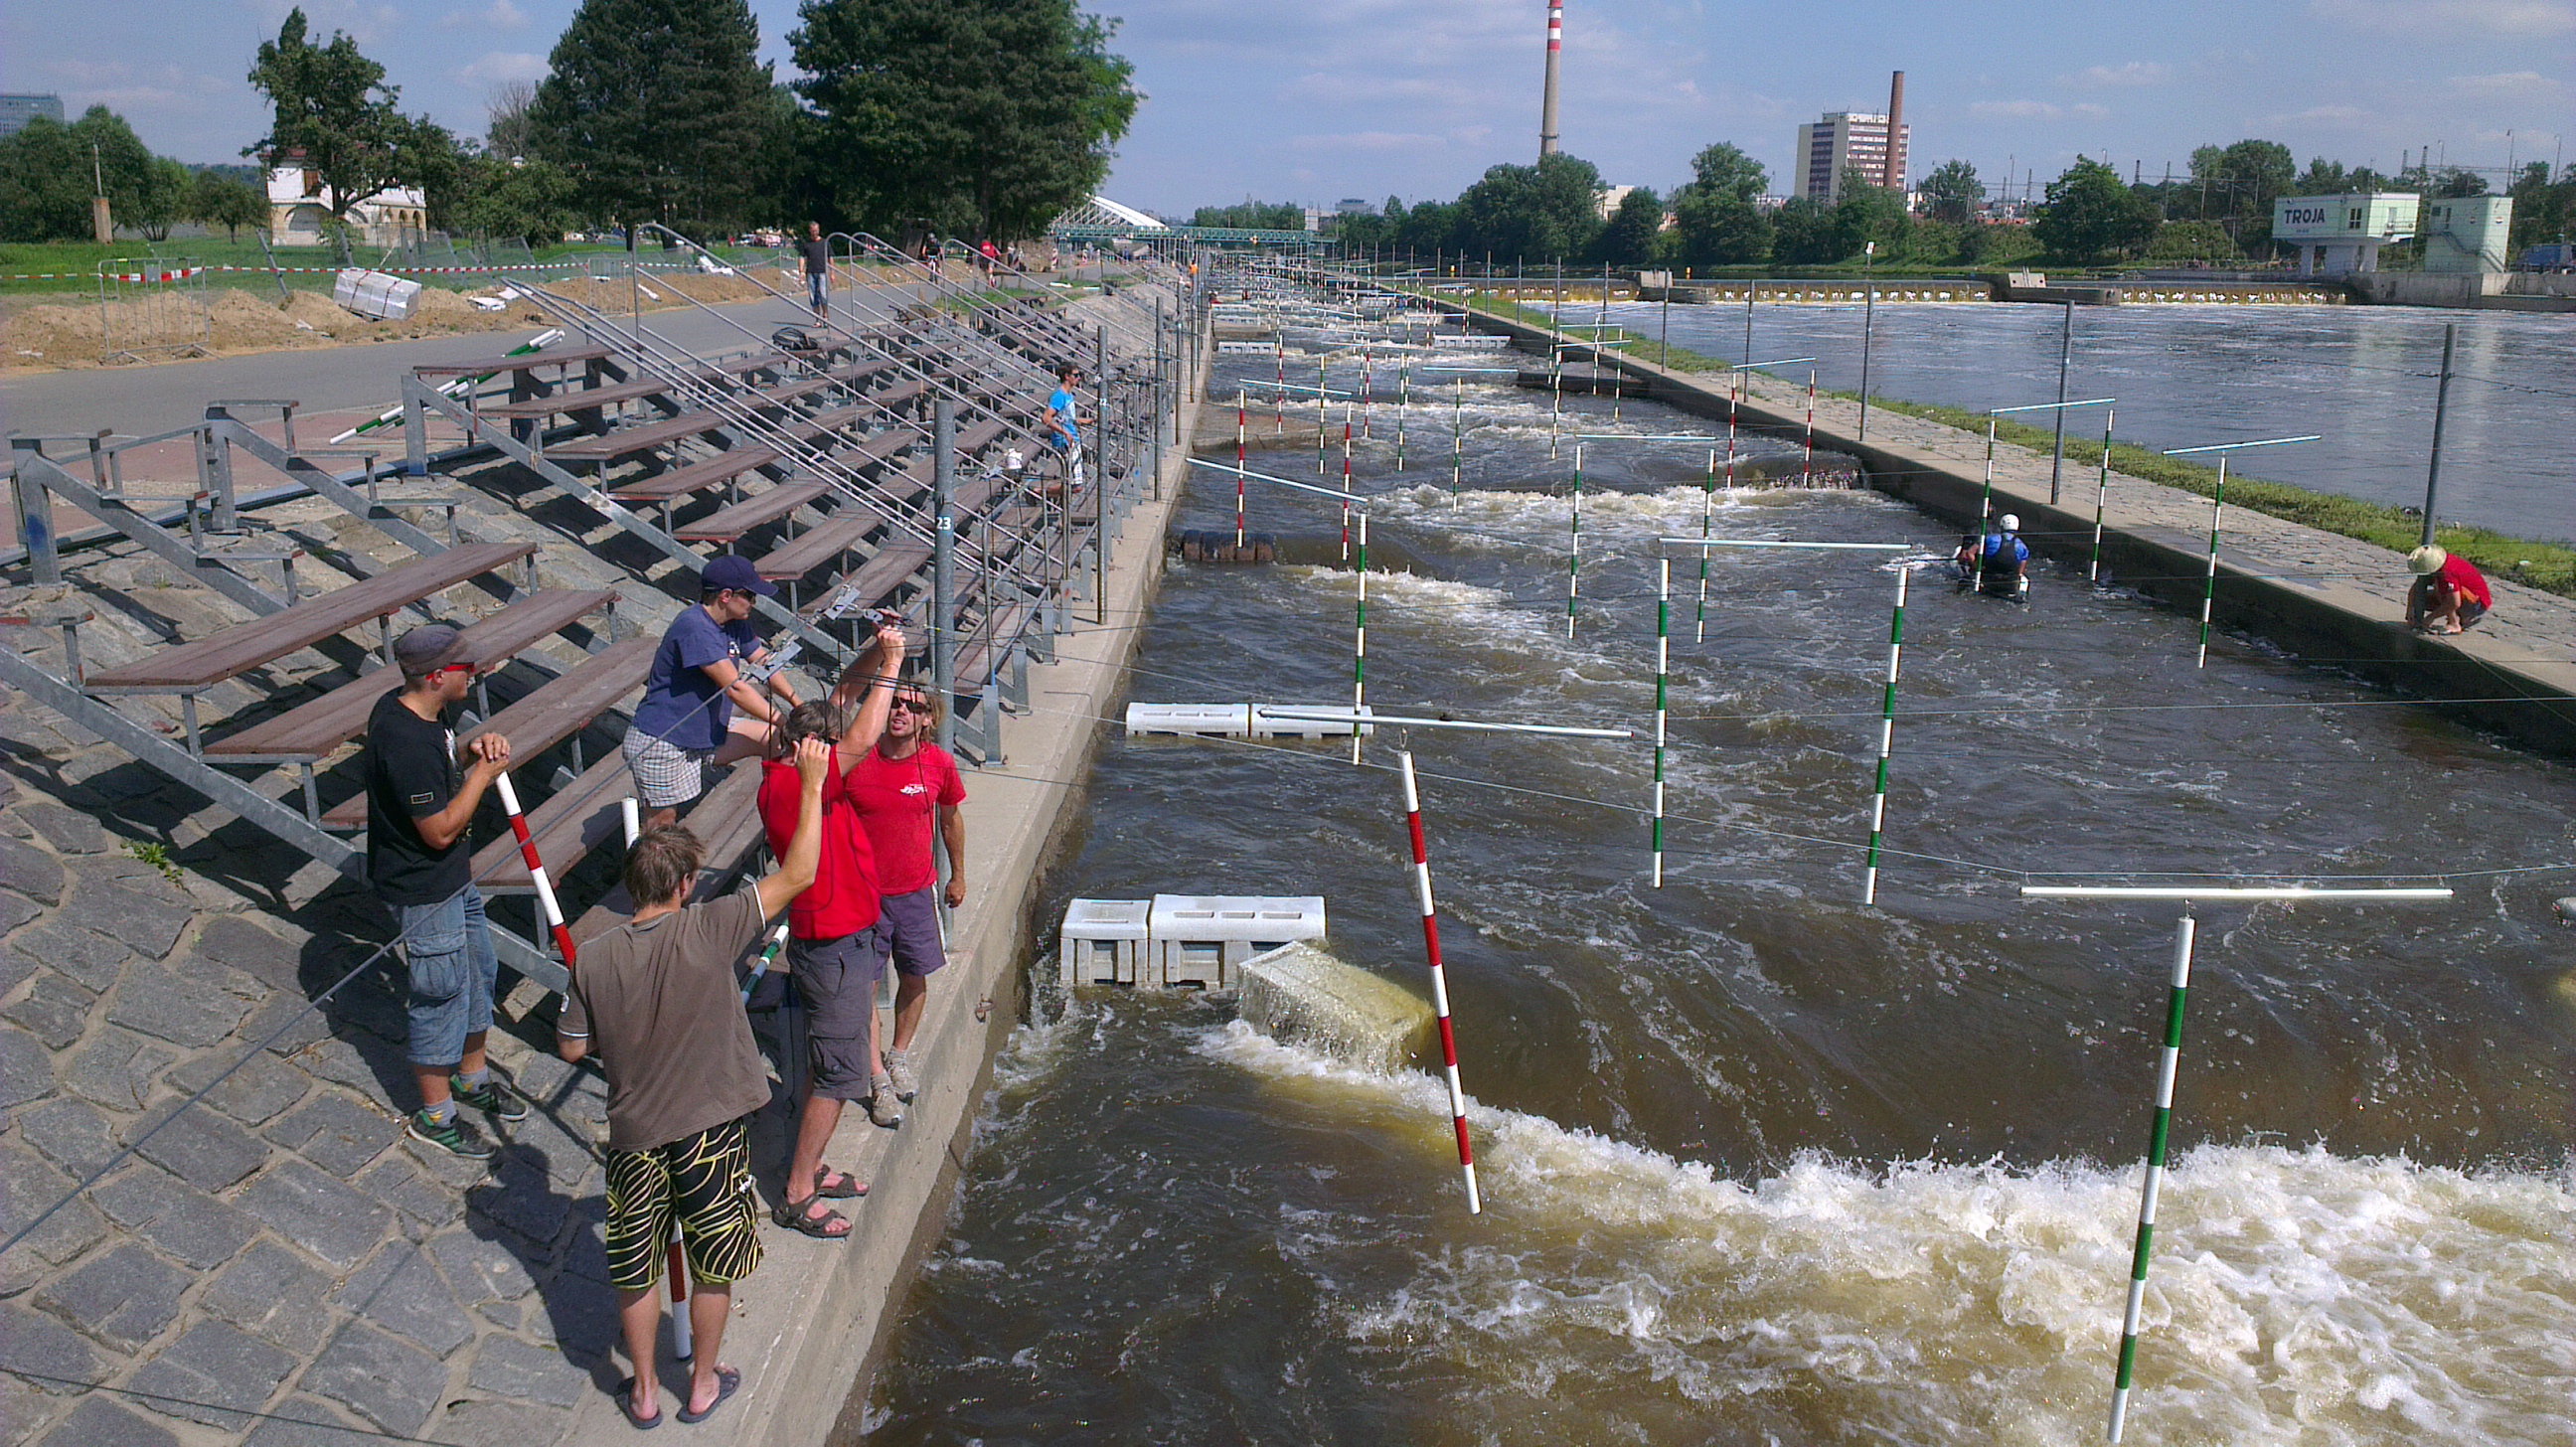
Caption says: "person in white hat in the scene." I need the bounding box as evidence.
[1955,512,2030,597]
[2405,544,2490,635]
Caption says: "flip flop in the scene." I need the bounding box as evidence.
[616,1376,661,1430]
[813,1167,867,1199]
[677,1367,740,1425]
[770,1198,851,1239]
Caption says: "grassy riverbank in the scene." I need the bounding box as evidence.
[1449,290,2576,598]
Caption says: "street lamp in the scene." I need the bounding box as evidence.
[1856,241,1877,440]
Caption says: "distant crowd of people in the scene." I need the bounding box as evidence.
[363,553,968,1427]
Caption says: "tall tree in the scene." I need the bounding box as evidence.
[531,0,777,238]
[1669,142,1771,266]
[1768,197,1841,265]
[1451,153,1603,265]
[0,107,181,242]
[1191,201,1302,230]
[245,10,438,220]
[485,79,540,160]
[188,169,271,241]
[1919,158,1984,224]
[1834,167,1908,258]
[2034,156,2160,262]
[793,0,1138,242]
[1593,186,1664,265]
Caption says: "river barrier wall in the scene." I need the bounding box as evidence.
[1439,300,2576,758]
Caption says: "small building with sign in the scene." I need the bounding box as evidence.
[2272,193,2419,276]
[2420,194,2514,274]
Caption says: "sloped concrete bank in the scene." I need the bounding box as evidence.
[1443,301,2576,757]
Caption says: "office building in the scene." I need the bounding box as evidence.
[1792,111,1910,201]
[0,93,66,137]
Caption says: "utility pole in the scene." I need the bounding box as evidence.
[2050,302,2073,504]
[90,142,112,243]
[2420,322,2456,549]
[1856,241,1877,440]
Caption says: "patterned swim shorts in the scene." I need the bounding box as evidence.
[604,1118,763,1291]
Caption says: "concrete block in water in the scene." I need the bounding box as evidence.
[1235,942,1434,1074]
[1149,894,1327,991]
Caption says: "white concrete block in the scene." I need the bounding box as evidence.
[1149,894,1328,991]
[1059,897,1151,989]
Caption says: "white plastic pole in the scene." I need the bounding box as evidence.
[619,797,640,849]
[1860,565,1909,905]
[1565,441,1583,639]
[2105,910,2194,1444]
[1652,558,1670,886]
[1803,369,1816,486]
[2091,406,2115,585]
[1340,404,1355,563]
[1352,509,1368,766]
[2197,456,2226,669]
[1696,440,1721,643]
[1399,748,1480,1214]
[1235,386,1248,549]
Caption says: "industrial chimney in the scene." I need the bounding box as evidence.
[1882,71,1906,190]
[1539,0,1563,160]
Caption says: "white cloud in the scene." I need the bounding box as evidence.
[455,52,549,86]
[1970,99,2063,119]
[1289,131,1448,153]
[2060,62,2171,87]
[2308,0,2575,34]
[2451,70,2562,93]
[443,0,528,30]
[2073,103,2112,118]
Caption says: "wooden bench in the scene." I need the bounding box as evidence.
[411,345,615,379]
[755,509,878,582]
[955,599,1036,685]
[84,543,540,692]
[546,410,737,464]
[478,375,679,420]
[954,418,1007,455]
[672,481,832,543]
[606,447,780,504]
[566,761,769,939]
[869,380,929,413]
[466,750,635,891]
[321,636,659,830]
[205,588,616,761]
[806,540,930,618]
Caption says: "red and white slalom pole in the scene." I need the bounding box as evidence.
[1398,749,1480,1215]
[1340,405,1355,563]
[1235,386,1249,549]
[1803,368,1817,486]
[491,772,578,968]
[667,1225,692,1358]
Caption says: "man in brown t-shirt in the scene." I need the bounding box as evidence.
[557,736,831,1427]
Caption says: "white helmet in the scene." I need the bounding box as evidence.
[1999,514,2020,532]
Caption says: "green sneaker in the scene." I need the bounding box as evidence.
[450,1073,528,1123]
[406,1108,495,1161]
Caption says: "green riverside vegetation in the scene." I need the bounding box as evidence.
[1446,289,2576,598]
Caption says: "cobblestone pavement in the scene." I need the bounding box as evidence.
[0,479,688,1445]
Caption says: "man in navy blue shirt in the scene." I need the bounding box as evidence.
[621,555,804,830]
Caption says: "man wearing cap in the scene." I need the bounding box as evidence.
[2407,545,2491,635]
[365,623,527,1161]
[622,556,804,831]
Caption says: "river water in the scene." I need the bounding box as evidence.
[1558,299,2576,544]
[864,340,2576,1445]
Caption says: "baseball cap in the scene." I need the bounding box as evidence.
[393,623,468,675]
[702,554,779,597]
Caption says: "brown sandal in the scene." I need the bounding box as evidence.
[770,1198,851,1239]
[813,1167,866,1199]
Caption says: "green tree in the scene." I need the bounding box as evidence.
[1593,186,1663,265]
[1451,153,1604,266]
[792,0,1139,242]
[1394,199,1458,255]
[2033,156,2160,262]
[246,9,440,220]
[1669,142,1771,266]
[188,169,270,241]
[2145,220,2238,261]
[485,79,540,160]
[2432,167,2489,198]
[2507,162,2573,256]
[532,0,777,238]
[2295,157,2349,194]
[1768,197,1841,265]
[1191,201,1303,230]
[1834,167,1908,259]
[1919,158,1984,224]
[446,153,581,242]
[127,156,193,241]
[0,106,181,241]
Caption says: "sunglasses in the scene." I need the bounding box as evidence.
[890,698,929,714]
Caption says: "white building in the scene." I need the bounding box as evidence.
[266,160,427,249]
[1792,112,1909,201]
[2420,194,2514,274]
[2272,193,2419,276]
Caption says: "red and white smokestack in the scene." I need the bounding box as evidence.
[1539,0,1563,160]
[1883,71,1906,190]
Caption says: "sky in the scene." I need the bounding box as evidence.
[2,0,2565,215]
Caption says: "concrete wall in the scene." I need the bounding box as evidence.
[2346,271,2576,311]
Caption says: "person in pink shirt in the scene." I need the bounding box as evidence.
[836,679,965,1112]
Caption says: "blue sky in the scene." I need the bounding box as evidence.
[4,0,2565,214]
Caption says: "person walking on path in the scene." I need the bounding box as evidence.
[622,555,802,831]
[846,681,965,1112]
[364,623,529,1161]
[2407,544,2491,635]
[757,621,906,1240]
[555,735,835,1429]
[800,222,831,325]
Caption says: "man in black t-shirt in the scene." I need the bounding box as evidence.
[364,623,525,1161]
[800,222,830,324]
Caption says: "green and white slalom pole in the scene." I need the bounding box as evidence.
[1352,508,1369,765]
[1319,352,1330,476]
[2159,435,2318,669]
[1452,373,1465,499]
[1565,441,1584,639]
[2015,884,2449,1444]
[330,329,564,442]
[2091,407,2115,585]
[1396,364,1409,470]
[1652,557,1671,886]
[1860,563,1909,905]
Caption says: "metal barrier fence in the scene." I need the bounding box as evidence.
[95,256,212,364]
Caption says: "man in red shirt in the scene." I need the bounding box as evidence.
[754,622,903,1239]
[841,680,966,1111]
[2406,545,2492,635]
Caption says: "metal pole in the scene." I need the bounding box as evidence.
[2051,302,2073,504]
[1452,374,1465,500]
[1235,387,1248,549]
[1340,405,1354,563]
[1860,565,1908,905]
[1976,416,1999,590]
[1742,282,1756,374]
[1396,366,1409,471]
[2197,457,2227,669]
[1803,370,1817,486]
[1857,242,1876,440]
[933,401,957,755]
[2107,911,2195,1445]
[2420,321,2455,548]
[1398,748,1480,1214]
[1352,510,1368,766]
[1652,558,1670,886]
[1695,441,1721,643]
[1565,441,1583,638]
[1318,352,1329,476]
[2090,407,2115,585]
